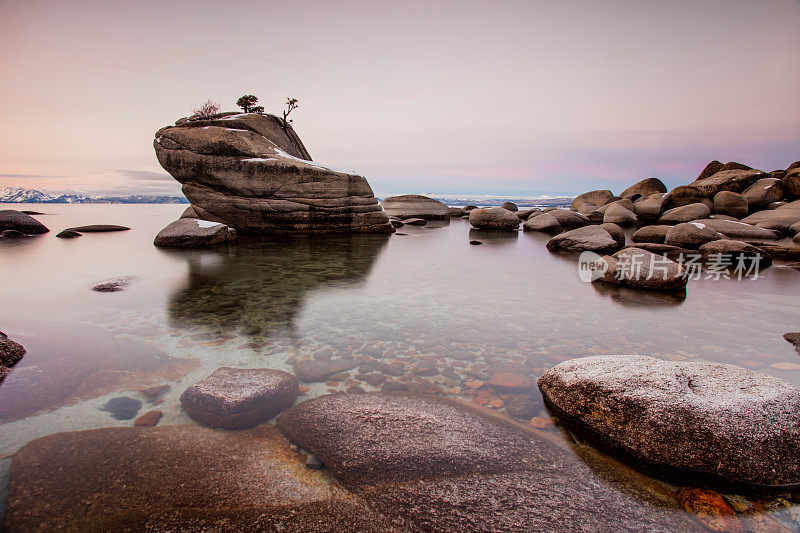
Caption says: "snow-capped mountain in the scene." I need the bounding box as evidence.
[0,186,187,204]
[0,187,57,203]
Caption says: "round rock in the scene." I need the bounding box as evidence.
[469,207,520,231]
[538,355,800,486]
[180,367,299,429]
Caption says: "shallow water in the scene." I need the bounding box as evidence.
[2,203,800,526]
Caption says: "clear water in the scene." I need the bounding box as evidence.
[2,203,800,526]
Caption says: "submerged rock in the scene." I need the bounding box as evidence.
[0,210,49,234]
[55,229,82,238]
[381,194,450,220]
[1,425,390,531]
[153,218,236,248]
[276,392,700,531]
[63,224,130,232]
[99,396,142,420]
[154,113,393,234]
[294,358,359,383]
[180,367,299,429]
[468,207,520,231]
[539,355,800,486]
[91,276,134,292]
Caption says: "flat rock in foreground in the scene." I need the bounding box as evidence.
[538,355,800,487]
[277,392,700,531]
[63,224,130,232]
[1,425,390,532]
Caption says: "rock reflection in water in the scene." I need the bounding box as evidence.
[164,234,390,340]
[592,281,687,307]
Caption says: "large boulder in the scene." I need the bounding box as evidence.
[571,189,614,215]
[698,239,772,269]
[633,193,665,220]
[180,367,299,429]
[0,210,49,234]
[154,113,394,233]
[468,207,519,231]
[546,226,620,254]
[663,222,723,248]
[538,355,800,486]
[1,425,390,531]
[380,194,450,220]
[784,168,800,200]
[658,203,711,225]
[275,393,700,531]
[598,247,687,291]
[688,168,763,197]
[712,191,748,218]
[547,209,590,230]
[602,203,638,225]
[742,208,800,234]
[693,218,779,240]
[599,223,625,247]
[619,178,667,200]
[631,225,671,244]
[695,160,724,181]
[660,186,709,211]
[153,218,236,248]
[522,212,560,233]
[501,201,518,211]
[742,178,784,210]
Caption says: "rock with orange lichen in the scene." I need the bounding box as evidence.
[676,488,743,533]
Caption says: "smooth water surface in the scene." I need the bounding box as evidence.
[2,203,800,525]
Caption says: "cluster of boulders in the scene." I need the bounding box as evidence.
[457,160,800,291]
[152,112,395,247]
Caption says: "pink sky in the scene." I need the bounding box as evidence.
[1,0,798,197]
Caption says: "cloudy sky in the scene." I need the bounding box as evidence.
[1,0,798,197]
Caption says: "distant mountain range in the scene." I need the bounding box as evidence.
[0,187,189,204]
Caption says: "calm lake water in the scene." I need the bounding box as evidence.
[2,203,800,525]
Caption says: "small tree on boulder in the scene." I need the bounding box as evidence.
[192,99,220,119]
[236,95,258,113]
[282,98,299,131]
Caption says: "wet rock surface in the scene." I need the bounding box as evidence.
[180,367,298,429]
[0,332,26,383]
[277,392,701,531]
[539,355,800,486]
[2,425,392,532]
